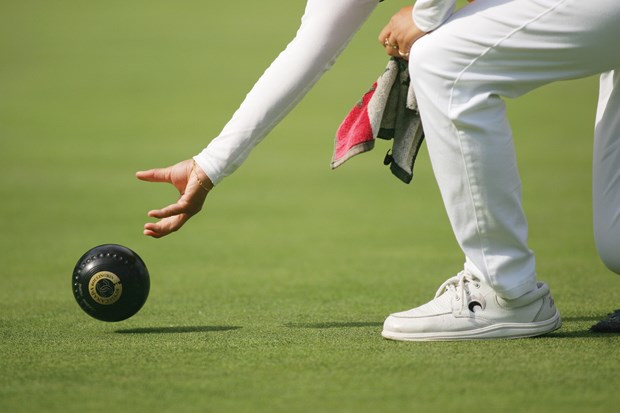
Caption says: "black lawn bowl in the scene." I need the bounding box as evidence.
[72,244,150,322]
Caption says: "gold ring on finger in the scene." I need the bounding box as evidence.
[384,38,398,49]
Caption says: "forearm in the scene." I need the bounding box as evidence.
[412,0,456,32]
[194,0,379,185]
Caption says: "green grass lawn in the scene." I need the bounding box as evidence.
[1,1,619,412]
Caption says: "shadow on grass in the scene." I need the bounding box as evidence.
[286,317,620,338]
[544,329,620,338]
[560,315,604,322]
[114,326,242,334]
[284,321,383,329]
[540,313,620,338]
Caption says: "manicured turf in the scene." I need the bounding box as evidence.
[1,1,619,412]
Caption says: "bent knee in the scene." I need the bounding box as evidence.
[407,34,456,111]
[408,32,470,108]
[408,34,442,81]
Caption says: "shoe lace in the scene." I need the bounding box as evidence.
[435,272,480,312]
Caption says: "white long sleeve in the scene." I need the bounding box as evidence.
[194,0,379,185]
[412,0,456,32]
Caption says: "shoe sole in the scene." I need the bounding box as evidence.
[381,311,562,342]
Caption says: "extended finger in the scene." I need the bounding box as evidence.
[144,214,190,238]
[147,202,189,219]
[147,194,203,219]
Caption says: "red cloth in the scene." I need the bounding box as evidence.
[332,82,377,168]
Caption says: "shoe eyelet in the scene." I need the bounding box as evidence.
[474,283,480,288]
[468,300,483,312]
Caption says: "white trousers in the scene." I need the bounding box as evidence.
[409,0,620,298]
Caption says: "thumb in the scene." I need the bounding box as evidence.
[136,167,172,183]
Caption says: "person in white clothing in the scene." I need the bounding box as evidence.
[137,0,620,341]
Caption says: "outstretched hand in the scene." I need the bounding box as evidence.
[136,159,213,238]
[378,6,427,60]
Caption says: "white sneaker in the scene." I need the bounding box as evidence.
[382,272,562,341]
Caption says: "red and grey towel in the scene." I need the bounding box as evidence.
[331,58,424,184]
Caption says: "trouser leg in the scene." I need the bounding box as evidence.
[593,70,620,273]
[409,0,620,298]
